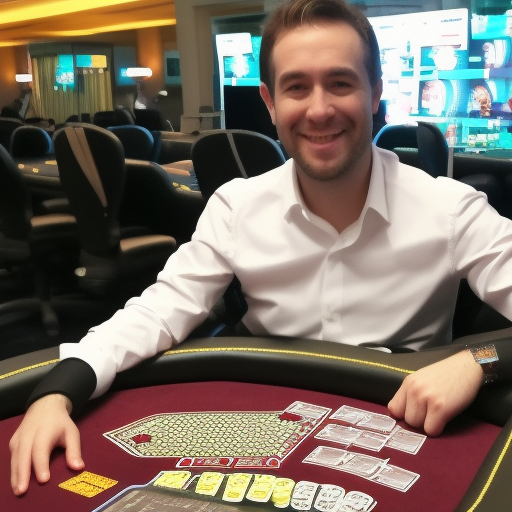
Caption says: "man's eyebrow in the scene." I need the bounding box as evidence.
[327,67,360,80]
[277,67,360,87]
[278,71,307,86]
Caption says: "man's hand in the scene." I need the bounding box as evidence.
[388,350,484,436]
[9,394,84,496]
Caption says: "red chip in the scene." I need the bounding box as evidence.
[279,412,303,422]
[132,433,152,444]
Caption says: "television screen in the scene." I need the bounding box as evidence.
[216,33,262,87]
[369,8,470,124]
[75,54,107,68]
[55,54,74,90]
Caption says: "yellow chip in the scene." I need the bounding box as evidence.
[195,472,225,496]
[153,471,192,489]
[272,478,295,508]
[58,471,118,498]
[246,474,277,502]
[222,473,253,502]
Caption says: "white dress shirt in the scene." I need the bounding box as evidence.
[61,146,512,397]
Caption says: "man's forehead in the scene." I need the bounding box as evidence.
[271,21,363,62]
[271,21,365,75]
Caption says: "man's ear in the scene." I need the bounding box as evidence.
[372,78,384,115]
[260,82,276,125]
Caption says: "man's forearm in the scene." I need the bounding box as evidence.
[26,358,96,412]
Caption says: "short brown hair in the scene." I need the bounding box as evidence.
[259,0,382,95]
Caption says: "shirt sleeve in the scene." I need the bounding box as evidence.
[25,358,96,411]
[451,185,512,320]
[59,188,237,399]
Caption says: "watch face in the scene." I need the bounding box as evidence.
[473,345,499,364]
[470,344,499,384]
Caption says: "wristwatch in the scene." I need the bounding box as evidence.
[469,344,499,384]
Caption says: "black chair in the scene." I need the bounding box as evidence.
[108,125,158,161]
[134,108,169,131]
[10,125,72,215]
[120,159,206,246]
[374,122,449,177]
[191,129,286,200]
[190,129,287,333]
[0,144,78,335]
[92,110,118,128]
[0,117,24,151]
[373,122,504,209]
[53,124,177,298]
[10,125,53,159]
[80,113,92,123]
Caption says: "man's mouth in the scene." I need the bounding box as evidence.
[304,132,342,144]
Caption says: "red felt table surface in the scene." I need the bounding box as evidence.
[0,381,500,512]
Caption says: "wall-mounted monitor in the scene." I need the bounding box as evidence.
[369,8,512,126]
[55,54,74,90]
[369,8,470,124]
[164,50,181,85]
[217,33,262,87]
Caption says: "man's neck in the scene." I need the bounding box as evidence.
[296,164,372,234]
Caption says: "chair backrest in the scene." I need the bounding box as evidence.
[93,110,118,128]
[108,125,157,161]
[80,113,92,123]
[53,124,126,257]
[191,129,286,200]
[0,144,31,239]
[115,107,136,125]
[134,108,169,131]
[10,125,53,158]
[374,122,449,177]
[121,160,206,245]
[0,117,24,151]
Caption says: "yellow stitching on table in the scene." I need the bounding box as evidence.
[0,359,59,380]
[0,348,411,382]
[465,428,512,512]
[164,347,413,375]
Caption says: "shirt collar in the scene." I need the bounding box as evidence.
[281,146,392,224]
[364,145,390,224]
[281,159,303,220]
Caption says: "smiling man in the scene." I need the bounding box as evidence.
[10,0,512,497]
[259,17,381,233]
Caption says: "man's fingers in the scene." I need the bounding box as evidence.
[64,426,85,471]
[423,406,450,437]
[10,436,32,496]
[31,435,54,485]
[387,386,406,419]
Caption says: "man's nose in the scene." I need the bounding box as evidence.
[306,87,336,122]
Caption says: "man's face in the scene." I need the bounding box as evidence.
[260,22,382,182]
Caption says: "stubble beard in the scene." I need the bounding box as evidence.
[292,135,371,183]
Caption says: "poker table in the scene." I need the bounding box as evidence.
[2,333,512,512]
[15,158,65,201]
